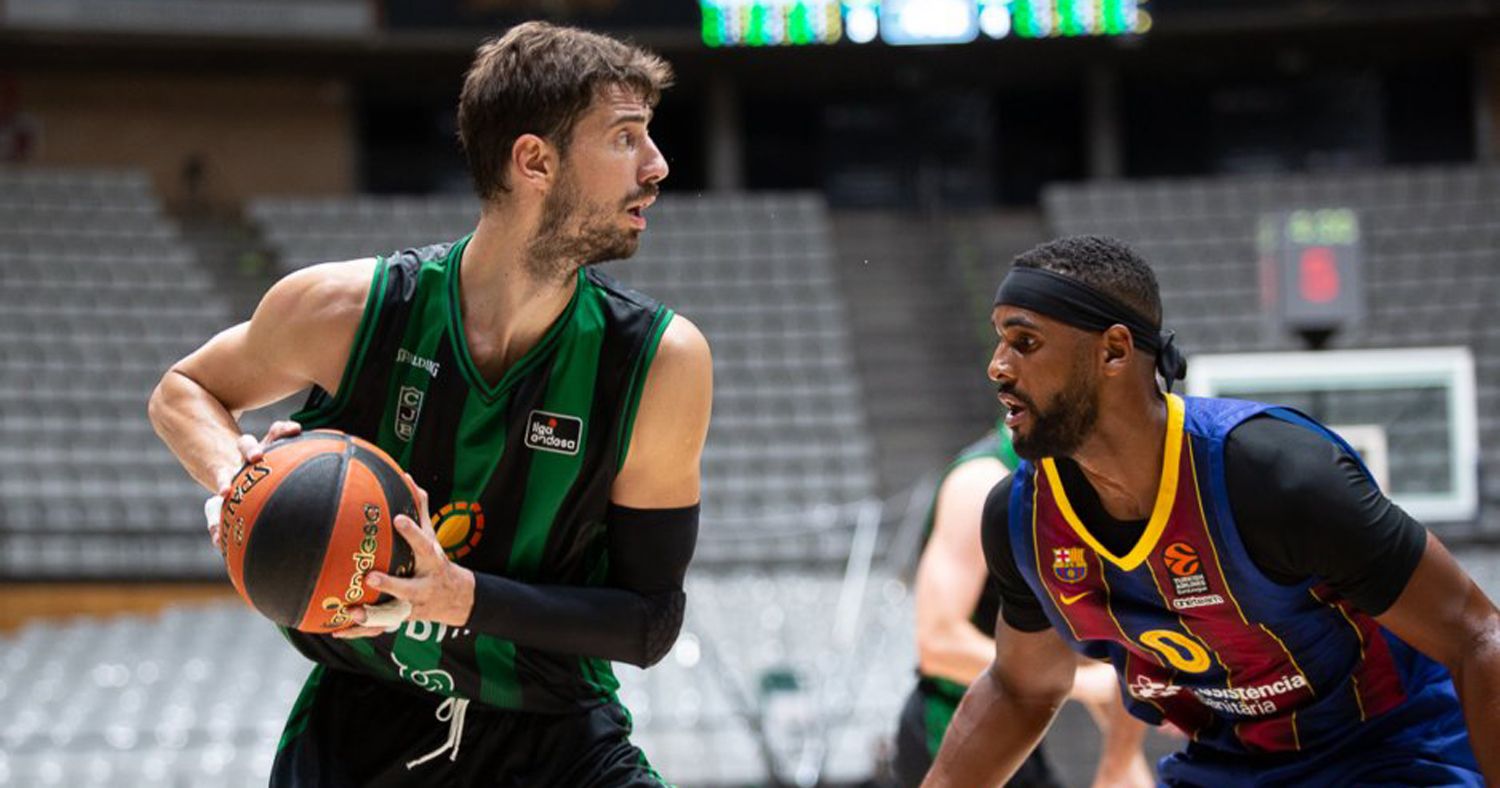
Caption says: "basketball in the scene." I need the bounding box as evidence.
[219,429,420,633]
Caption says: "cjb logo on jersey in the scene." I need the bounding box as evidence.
[392,348,439,442]
[394,386,424,442]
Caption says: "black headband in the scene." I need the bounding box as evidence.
[994,267,1187,391]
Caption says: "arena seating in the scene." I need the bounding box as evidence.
[247,196,479,269]
[0,605,305,787]
[1043,165,1500,531]
[0,572,917,786]
[625,570,914,784]
[248,192,882,564]
[0,167,273,580]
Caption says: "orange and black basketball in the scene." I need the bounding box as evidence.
[1164,541,1201,577]
[219,429,419,633]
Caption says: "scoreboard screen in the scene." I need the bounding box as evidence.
[700,0,1149,47]
[1257,208,1365,335]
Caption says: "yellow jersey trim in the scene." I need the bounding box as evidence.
[1041,393,1185,571]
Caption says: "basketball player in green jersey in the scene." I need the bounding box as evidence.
[149,23,710,785]
[894,427,1152,788]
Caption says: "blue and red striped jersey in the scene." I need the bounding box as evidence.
[1009,394,1450,755]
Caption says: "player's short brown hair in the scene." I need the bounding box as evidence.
[457,21,674,201]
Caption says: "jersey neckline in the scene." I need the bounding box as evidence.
[1039,393,1185,571]
[444,234,586,403]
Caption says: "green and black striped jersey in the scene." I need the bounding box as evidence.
[282,235,674,713]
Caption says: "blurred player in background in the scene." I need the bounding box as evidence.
[149,22,711,786]
[894,426,1151,788]
[926,236,1499,786]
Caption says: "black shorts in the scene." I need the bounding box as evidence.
[891,682,1060,788]
[271,666,666,787]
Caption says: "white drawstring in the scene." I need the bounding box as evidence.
[405,696,470,769]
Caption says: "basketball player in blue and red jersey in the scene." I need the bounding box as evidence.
[894,424,1152,788]
[924,236,1500,786]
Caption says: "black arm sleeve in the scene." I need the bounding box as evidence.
[1225,416,1427,615]
[464,503,697,668]
[980,475,1053,633]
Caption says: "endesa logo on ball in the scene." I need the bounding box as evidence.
[320,503,383,628]
[525,410,582,456]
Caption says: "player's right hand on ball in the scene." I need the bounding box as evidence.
[208,420,302,549]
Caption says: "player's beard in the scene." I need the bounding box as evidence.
[1008,353,1101,461]
[526,169,649,283]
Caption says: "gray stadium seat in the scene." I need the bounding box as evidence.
[0,165,264,580]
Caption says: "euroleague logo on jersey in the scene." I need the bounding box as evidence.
[1164,542,1201,577]
[1164,541,1225,610]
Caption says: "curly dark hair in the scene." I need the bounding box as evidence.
[1012,235,1163,327]
[457,22,674,201]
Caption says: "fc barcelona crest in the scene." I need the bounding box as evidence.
[1053,547,1088,583]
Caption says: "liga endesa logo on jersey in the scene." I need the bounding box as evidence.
[525,410,583,456]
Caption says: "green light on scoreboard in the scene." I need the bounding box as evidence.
[701,3,724,46]
[699,0,1146,47]
[1060,0,1086,36]
[748,2,768,44]
[1285,208,1361,246]
[700,1,844,48]
[1102,0,1139,33]
[1010,0,1146,39]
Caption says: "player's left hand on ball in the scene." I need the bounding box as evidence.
[332,476,476,639]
